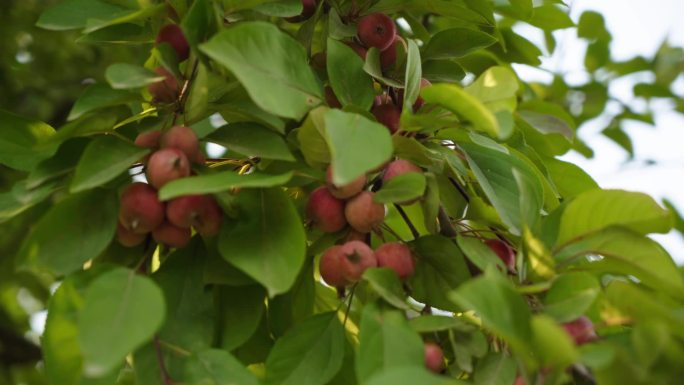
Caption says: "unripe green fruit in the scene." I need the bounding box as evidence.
[116,222,147,247]
[167,195,223,236]
[339,240,377,282]
[152,221,191,248]
[345,191,384,233]
[146,148,191,189]
[375,242,415,280]
[319,245,349,288]
[306,186,347,233]
[148,67,179,104]
[326,166,365,199]
[118,182,165,234]
[357,13,396,51]
[161,125,202,164]
[156,24,190,61]
[424,342,444,373]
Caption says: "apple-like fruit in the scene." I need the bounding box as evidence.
[118,182,165,234]
[344,191,385,233]
[326,166,365,199]
[398,78,432,111]
[116,222,147,247]
[380,36,404,70]
[160,125,202,164]
[514,376,527,385]
[319,245,349,288]
[424,342,444,373]
[306,186,347,233]
[357,13,396,51]
[371,103,401,134]
[156,24,190,61]
[382,159,421,182]
[562,316,597,345]
[166,194,223,236]
[134,130,162,149]
[375,242,415,280]
[484,239,516,270]
[286,0,317,22]
[148,67,179,104]
[339,240,377,282]
[152,221,191,248]
[146,148,191,189]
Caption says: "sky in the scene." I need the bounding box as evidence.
[514,0,684,263]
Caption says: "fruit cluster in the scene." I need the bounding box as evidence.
[116,126,222,248]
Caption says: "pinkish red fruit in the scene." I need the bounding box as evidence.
[371,103,401,134]
[166,195,223,236]
[424,342,444,373]
[357,13,396,51]
[380,36,403,70]
[153,221,191,248]
[306,186,347,233]
[484,239,516,270]
[344,191,385,233]
[156,24,190,61]
[286,0,317,22]
[514,376,527,385]
[562,316,597,345]
[326,166,365,199]
[116,222,147,247]
[146,148,191,189]
[339,240,377,282]
[134,130,162,149]
[148,67,179,104]
[319,246,349,288]
[161,125,202,164]
[118,183,165,234]
[375,242,415,280]
[383,159,421,182]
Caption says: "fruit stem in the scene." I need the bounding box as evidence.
[437,207,457,237]
[394,204,420,240]
[342,283,357,327]
[154,336,176,385]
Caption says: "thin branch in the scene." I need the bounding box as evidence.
[343,284,357,327]
[154,336,175,385]
[394,204,420,240]
[437,206,457,237]
[448,177,470,203]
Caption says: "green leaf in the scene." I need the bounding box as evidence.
[541,156,598,198]
[409,235,471,312]
[367,367,465,385]
[530,315,579,368]
[374,173,426,204]
[71,136,148,193]
[154,239,214,352]
[208,122,295,161]
[265,312,345,385]
[460,140,543,235]
[403,39,423,108]
[450,269,532,354]
[556,227,684,300]
[0,109,57,171]
[158,171,293,200]
[356,303,424,383]
[200,22,322,120]
[218,285,266,350]
[68,84,139,121]
[105,64,164,89]
[79,268,165,377]
[423,28,497,60]
[326,38,374,109]
[556,189,673,246]
[528,5,575,31]
[185,349,260,385]
[218,188,306,296]
[544,272,600,322]
[472,353,517,385]
[297,107,330,168]
[421,84,501,139]
[83,4,166,34]
[36,0,127,30]
[422,60,466,83]
[362,268,410,310]
[456,235,506,273]
[465,66,519,113]
[368,0,490,25]
[19,190,118,275]
[409,315,474,333]
[324,109,393,185]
